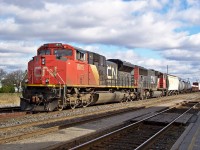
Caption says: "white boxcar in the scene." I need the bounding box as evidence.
[167,75,179,91]
[192,82,200,91]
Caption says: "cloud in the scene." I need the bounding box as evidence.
[87,46,196,79]
[170,0,200,25]
[0,0,199,50]
[0,41,38,54]
[0,41,38,71]
[0,55,30,71]
[0,0,199,81]
[162,48,200,61]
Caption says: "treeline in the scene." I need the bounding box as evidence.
[0,69,26,93]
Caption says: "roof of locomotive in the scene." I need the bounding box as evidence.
[107,59,135,68]
[40,43,104,54]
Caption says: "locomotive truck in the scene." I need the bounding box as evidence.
[20,43,191,111]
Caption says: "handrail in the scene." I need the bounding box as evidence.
[45,68,66,99]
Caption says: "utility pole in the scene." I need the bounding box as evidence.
[166,65,169,96]
[167,65,168,75]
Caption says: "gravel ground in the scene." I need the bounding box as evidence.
[0,93,199,128]
[0,93,199,140]
[0,93,199,150]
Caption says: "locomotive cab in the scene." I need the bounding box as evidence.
[37,43,74,60]
[21,43,91,111]
[27,43,76,85]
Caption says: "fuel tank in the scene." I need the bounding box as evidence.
[93,92,125,104]
[151,91,162,98]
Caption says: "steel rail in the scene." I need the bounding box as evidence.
[0,106,21,112]
[69,107,174,150]
[0,94,195,146]
[134,102,199,150]
[1,93,181,132]
[0,106,142,144]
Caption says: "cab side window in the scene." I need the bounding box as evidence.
[76,49,86,61]
[38,49,50,55]
[54,49,72,57]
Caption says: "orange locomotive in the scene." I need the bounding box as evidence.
[21,43,170,111]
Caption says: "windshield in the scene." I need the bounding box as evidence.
[54,49,72,57]
[38,49,51,55]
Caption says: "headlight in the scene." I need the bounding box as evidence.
[41,58,45,65]
[45,79,49,84]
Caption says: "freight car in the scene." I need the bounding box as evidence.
[192,82,200,92]
[20,43,191,111]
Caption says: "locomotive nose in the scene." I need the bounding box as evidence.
[30,55,45,84]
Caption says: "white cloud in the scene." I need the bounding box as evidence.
[88,46,195,79]
[0,56,30,71]
[181,33,200,49]
[0,0,199,81]
[0,41,38,54]
[162,48,200,61]
[0,18,19,34]
[1,0,199,50]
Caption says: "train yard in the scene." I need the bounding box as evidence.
[0,92,199,149]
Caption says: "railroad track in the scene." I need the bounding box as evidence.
[0,106,143,144]
[0,106,21,113]
[0,100,185,144]
[0,93,194,121]
[0,94,190,141]
[0,106,27,119]
[0,93,199,146]
[69,102,199,150]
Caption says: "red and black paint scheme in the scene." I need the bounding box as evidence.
[20,43,192,111]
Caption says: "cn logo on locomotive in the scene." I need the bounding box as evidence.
[107,65,117,79]
[34,66,57,77]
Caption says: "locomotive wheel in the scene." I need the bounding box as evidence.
[128,97,132,102]
[70,103,76,109]
[120,98,126,103]
[82,94,94,107]
[58,105,64,111]
[57,99,64,111]
[146,91,150,99]
[70,100,78,109]
[140,95,144,100]
[82,101,90,108]
[82,98,92,107]
[122,97,130,102]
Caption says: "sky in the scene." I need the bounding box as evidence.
[0,0,200,82]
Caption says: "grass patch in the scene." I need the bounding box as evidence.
[0,93,21,106]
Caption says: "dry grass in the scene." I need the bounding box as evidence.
[0,93,21,106]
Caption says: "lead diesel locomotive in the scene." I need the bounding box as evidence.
[21,43,191,111]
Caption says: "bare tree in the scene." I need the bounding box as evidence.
[2,70,26,92]
[0,68,6,80]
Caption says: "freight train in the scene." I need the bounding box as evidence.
[20,43,192,111]
[192,82,200,92]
